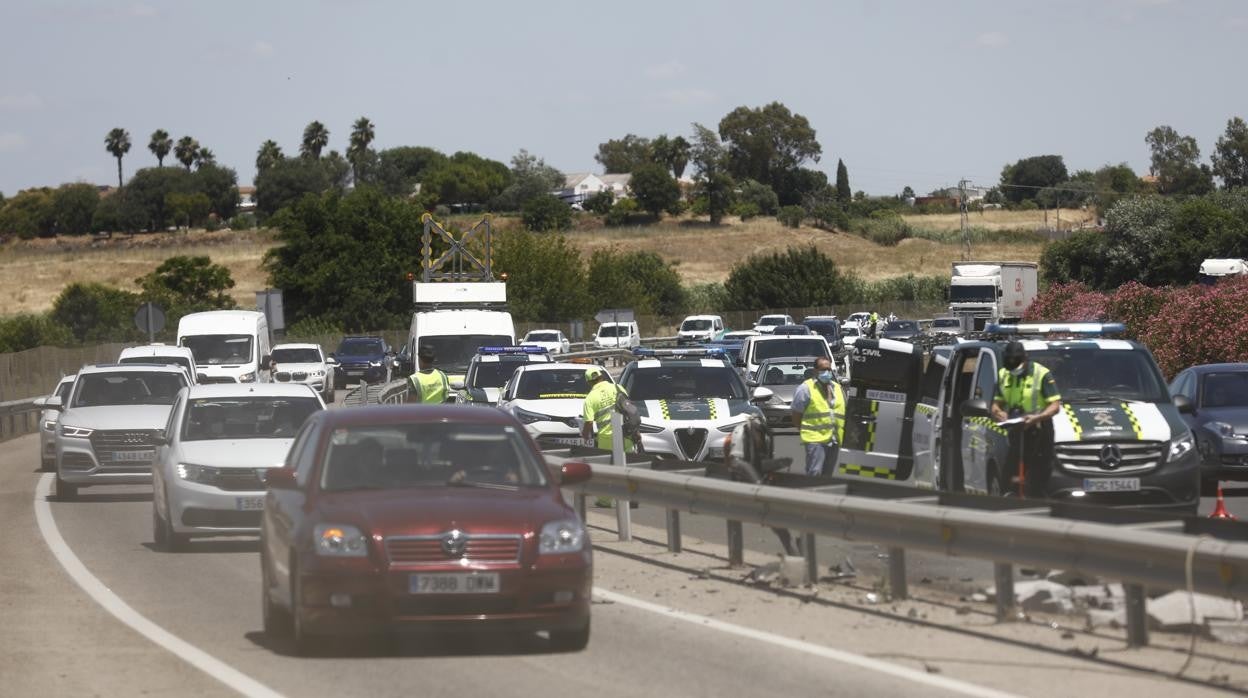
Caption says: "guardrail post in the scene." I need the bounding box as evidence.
[727,520,744,567]
[888,547,908,600]
[804,533,817,584]
[666,509,682,553]
[994,562,1015,621]
[612,413,631,542]
[1124,583,1149,647]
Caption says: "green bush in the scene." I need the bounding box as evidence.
[776,205,804,228]
[0,313,74,352]
[521,194,572,232]
[737,179,780,215]
[588,249,686,317]
[684,282,730,313]
[230,212,257,230]
[494,229,591,322]
[689,197,709,217]
[724,245,857,309]
[605,198,641,226]
[49,282,143,344]
[285,315,344,340]
[809,203,849,231]
[850,215,911,246]
[584,190,615,215]
[731,201,761,221]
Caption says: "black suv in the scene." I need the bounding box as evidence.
[329,336,393,387]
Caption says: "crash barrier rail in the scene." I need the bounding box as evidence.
[0,398,40,443]
[544,450,1248,648]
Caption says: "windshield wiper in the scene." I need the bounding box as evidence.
[446,478,519,491]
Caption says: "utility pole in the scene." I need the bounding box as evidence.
[959,178,971,260]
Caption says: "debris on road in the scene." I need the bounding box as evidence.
[1146,591,1243,631]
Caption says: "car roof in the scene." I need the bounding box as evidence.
[523,329,563,334]
[515,362,601,373]
[750,334,825,341]
[78,363,189,375]
[313,404,517,428]
[1185,363,1248,374]
[683,314,721,320]
[341,335,385,342]
[759,356,821,364]
[186,383,321,399]
[272,343,322,351]
[119,345,194,356]
[471,353,552,364]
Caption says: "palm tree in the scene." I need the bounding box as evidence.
[148,129,172,167]
[256,139,284,174]
[194,147,216,169]
[105,128,131,187]
[300,121,329,159]
[174,136,199,171]
[347,116,375,183]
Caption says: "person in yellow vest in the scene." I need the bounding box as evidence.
[408,345,450,404]
[579,366,637,451]
[790,356,842,476]
[991,341,1061,494]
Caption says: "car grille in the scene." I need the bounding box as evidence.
[395,597,518,617]
[180,508,263,528]
[89,430,159,468]
[199,376,237,384]
[274,371,309,382]
[213,469,266,492]
[61,453,95,470]
[675,428,708,460]
[1221,454,1248,466]
[385,534,522,566]
[1056,441,1164,475]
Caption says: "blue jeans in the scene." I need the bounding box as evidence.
[804,441,839,477]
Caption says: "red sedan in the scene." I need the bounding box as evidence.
[259,405,593,654]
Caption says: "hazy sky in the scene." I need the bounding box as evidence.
[2,0,1246,197]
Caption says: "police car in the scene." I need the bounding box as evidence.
[497,362,611,449]
[453,346,552,406]
[618,347,775,461]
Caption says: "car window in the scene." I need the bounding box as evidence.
[55,380,75,402]
[972,350,997,401]
[272,348,322,363]
[164,393,184,441]
[525,332,560,342]
[182,396,322,440]
[514,369,591,400]
[291,419,323,487]
[1199,372,1248,408]
[1169,371,1191,399]
[759,361,813,386]
[418,335,512,373]
[626,365,746,401]
[182,335,253,365]
[681,319,713,331]
[72,372,186,407]
[752,339,829,364]
[1030,346,1167,403]
[337,339,384,356]
[468,359,531,389]
[120,356,194,374]
[919,358,945,405]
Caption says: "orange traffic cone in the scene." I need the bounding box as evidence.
[1210,484,1237,520]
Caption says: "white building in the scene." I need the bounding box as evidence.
[555,173,632,204]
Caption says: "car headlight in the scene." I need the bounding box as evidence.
[59,424,93,438]
[239,372,257,383]
[512,406,551,424]
[539,519,585,555]
[314,523,368,557]
[638,422,665,434]
[177,463,216,484]
[717,419,748,433]
[1211,421,1239,439]
[368,360,382,367]
[43,419,58,432]
[1169,432,1195,460]
[311,370,325,377]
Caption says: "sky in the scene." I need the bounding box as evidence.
[2,0,1246,197]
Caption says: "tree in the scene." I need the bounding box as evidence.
[91,188,145,234]
[1146,125,1213,196]
[587,249,686,317]
[375,146,448,197]
[0,313,73,352]
[301,121,330,159]
[651,134,691,179]
[835,159,851,207]
[420,151,510,208]
[595,134,652,174]
[689,123,734,224]
[492,149,564,211]
[901,185,915,199]
[174,136,198,171]
[999,155,1069,203]
[1212,117,1248,190]
[254,156,347,219]
[255,140,284,175]
[737,179,780,215]
[723,245,856,310]
[521,195,572,232]
[1091,163,1147,214]
[50,282,142,343]
[125,166,194,230]
[628,163,681,218]
[148,129,172,167]
[193,147,215,169]
[347,116,376,184]
[105,128,131,188]
[165,191,211,229]
[0,187,55,239]
[192,163,240,219]
[135,255,237,314]
[584,190,614,215]
[717,102,822,205]
[51,183,99,236]
[492,229,590,322]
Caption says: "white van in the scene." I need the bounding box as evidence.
[118,344,200,384]
[176,310,272,384]
[594,321,641,349]
[408,282,516,383]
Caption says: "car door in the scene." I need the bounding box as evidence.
[961,349,1000,493]
[910,352,947,489]
[154,392,186,518]
[267,419,319,599]
[839,339,923,483]
[941,347,980,492]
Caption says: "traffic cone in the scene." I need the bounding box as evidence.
[1210,484,1237,520]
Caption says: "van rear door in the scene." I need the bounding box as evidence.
[911,349,949,489]
[838,339,923,484]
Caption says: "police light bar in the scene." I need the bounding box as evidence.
[985,323,1126,336]
[632,347,728,358]
[478,345,547,355]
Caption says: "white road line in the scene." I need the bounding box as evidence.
[593,587,1019,698]
[33,474,285,698]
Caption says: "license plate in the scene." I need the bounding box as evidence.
[1082,477,1140,493]
[409,572,500,594]
[548,436,583,446]
[235,496,265,511]
[113,450,155,462]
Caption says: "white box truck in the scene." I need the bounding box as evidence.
[406,282,515,384]
[948,262,1038,332]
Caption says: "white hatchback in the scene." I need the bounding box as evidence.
[152,383,325,550]
[498,363,609,449]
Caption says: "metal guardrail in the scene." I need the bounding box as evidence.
[0,398,40,442]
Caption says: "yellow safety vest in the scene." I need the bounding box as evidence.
[996,362,1053,413]
[583,381,627,450]
[410,369,449,404]
[800,378,837,445]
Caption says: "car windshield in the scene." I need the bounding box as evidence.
[598,325,629,337]
[1200,372,1248,408]
[419,335,511,372]
[182,397,321,441]
[468,358,530,389]
[181,335,252,365]
[337,340,384,357]
[885,320,919,332]
[514,368,592,400]
[525,332,559,343]
[803,321,839,337]
[71,372,184,407]
[757,317,785,326]
[681,319,713,331]
[933,319,960,329]
[1029,346,1168,403]
[949,284,996,302]
[272,348,321,364]
[626,365,747,401]
[842,326,860,337]
[319,422,548,491]
[758,361,815,386]
[752,339,829,363]
[120,355,193,374]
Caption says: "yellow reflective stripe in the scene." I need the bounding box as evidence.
[1121,402,1143,440]
[1063,403,1082,440]
[660,400,671,420]
[838,463,898,480]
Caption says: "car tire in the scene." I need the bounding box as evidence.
[41,456,54,473]
[548,621,590,652]
[261,552,293,640]
[153,501,188,552]
[323,385,334,404]
[291,564,321,656]
[55,475,78,501]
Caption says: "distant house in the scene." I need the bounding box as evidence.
[237,186,257,212]
[554,172,632,204]
[936,185,992,203]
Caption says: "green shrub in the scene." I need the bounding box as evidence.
[230,212,257,230]
[584,190,615,215]
[0,313,74,352]
[776,205,804,228]
[732,201,761,221]
[737,179,779,215]
[689,197,709,217]
[605,198,641,226]
[809,203,849,231]
[521,195,572,232]
[684,282,730,313]
[724,245,857,309]
[850,215,911,246]
[285,315,344,340]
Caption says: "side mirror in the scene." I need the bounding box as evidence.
[451,381,466,391]
[751,387,774,404]
[33,397,47,408]
[1173,394,1195,415]
[326,354,339,364]
[961,398,990,417]
[196,373,208,384]
[46,396,63,411]
[745,379,759,388]
[558,460,593,486]
[265,467,298,490]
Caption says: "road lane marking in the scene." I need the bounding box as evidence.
[33,474,285,698]
[593,587,1019,698]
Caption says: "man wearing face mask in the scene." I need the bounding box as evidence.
[790,356,843,477]
[991,341,1061,494]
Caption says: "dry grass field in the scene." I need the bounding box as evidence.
[901,207,1093,232]
[0,214,1047,317]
